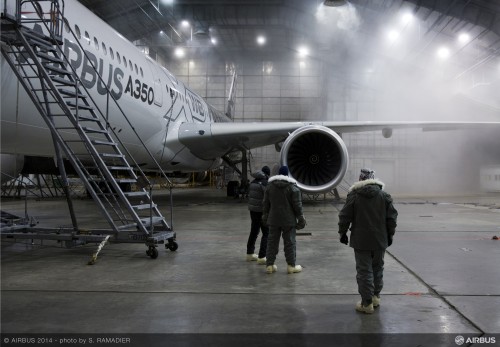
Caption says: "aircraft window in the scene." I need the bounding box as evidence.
[94,37,99,50]
[102,42,107,55]
[75,25,81,39]
[63,18,70,33]
[129,60,133,71]
[135,64,138,75]
[123,56,128,68]
[84,31,90,45]
[117,52,121,64]
[140,67,143,77]
[109,47,114,59]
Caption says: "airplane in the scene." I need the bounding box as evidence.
[2,0,500,197]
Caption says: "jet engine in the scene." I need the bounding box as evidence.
[280,125,349,194]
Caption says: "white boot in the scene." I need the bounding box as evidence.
[257,257,267,265]
[355,301,374,314]
[372,295,380,307]
[246,254,258,262]
[266,265,277,274]
[287,264,302,274]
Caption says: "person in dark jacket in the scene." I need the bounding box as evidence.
[262,165,306,274]
[246,166,271,264]
[338,168,398,314]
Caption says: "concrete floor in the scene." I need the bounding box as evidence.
[1,187,499,346]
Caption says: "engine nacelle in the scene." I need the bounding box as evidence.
[280,125,349,194]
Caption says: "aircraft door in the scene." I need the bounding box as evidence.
[147,60,163,107]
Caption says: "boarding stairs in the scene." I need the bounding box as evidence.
[0,0,176,260]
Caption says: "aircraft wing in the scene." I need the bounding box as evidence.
[178,120,500,159]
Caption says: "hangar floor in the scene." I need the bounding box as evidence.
[1,187,499,346]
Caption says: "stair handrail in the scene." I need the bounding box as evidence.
[16,0,174,191]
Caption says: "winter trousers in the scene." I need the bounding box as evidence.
[246,211,269,258]
[265,225,297,266]
[354,249,385,305]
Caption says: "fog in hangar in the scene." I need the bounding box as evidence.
[1,0,500,346]
[77,0,500,194]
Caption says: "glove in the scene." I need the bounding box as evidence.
[296,215,306,230]
[340,233,348,245]
[388,236,393,247]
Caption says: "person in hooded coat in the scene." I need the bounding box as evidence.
[262,165,306,274]
[338,168,398,314]
[246,166,271,264]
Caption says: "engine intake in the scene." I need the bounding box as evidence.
[280,125,349,194]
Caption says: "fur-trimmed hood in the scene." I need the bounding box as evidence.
[349,178,385,192]
[268,175,297,185]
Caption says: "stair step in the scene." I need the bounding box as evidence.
[59,88,85,98]
[141,217,165,226]
[51,76,75,86]
[37,52,63,64]
[100,153,125,158]
[26,37,56,52]
[92,140,116,146]
[116,179,137,183]
[22,28,52,41]
[133,204,157,210]
[124,191,149,197]
[107,166,133,171]
[82,127,107,134]
[44,64,71,75]
[78,115,99,122]
[67,101,94,110]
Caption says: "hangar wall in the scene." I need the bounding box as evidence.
[164,54,498,195]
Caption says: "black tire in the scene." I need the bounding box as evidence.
[167,241,178,252]
[150,247,158,259]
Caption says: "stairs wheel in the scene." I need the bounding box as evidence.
[166,241,178,252]
[146,247,158,259]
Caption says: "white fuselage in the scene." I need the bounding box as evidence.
[1,0,228,172]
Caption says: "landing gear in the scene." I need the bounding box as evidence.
[146,246,158,259]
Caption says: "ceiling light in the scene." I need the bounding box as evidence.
[437,47,450,60]
[298,46,309,57]
[181,20,190,28]
[257,35,266,45]
[323,0,347,7]
[210,37,217,45]
[401,12,413,25]
[387,30,399,42]
[458,33,470,44]
[174,47,185,58]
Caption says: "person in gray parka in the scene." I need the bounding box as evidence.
[262,166,306,274]
[338,168,398,314]
[246,166,271,264]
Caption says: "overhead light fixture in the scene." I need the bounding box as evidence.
[437,47,450,60]
[323,0,347,7]
[298,46,309,57]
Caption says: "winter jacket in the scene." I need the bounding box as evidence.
[338,179,398,250]
[248,170,268,212]
[263,175,303,227]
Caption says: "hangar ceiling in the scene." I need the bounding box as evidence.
[76,0,500,106]
[77,0,499,72]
